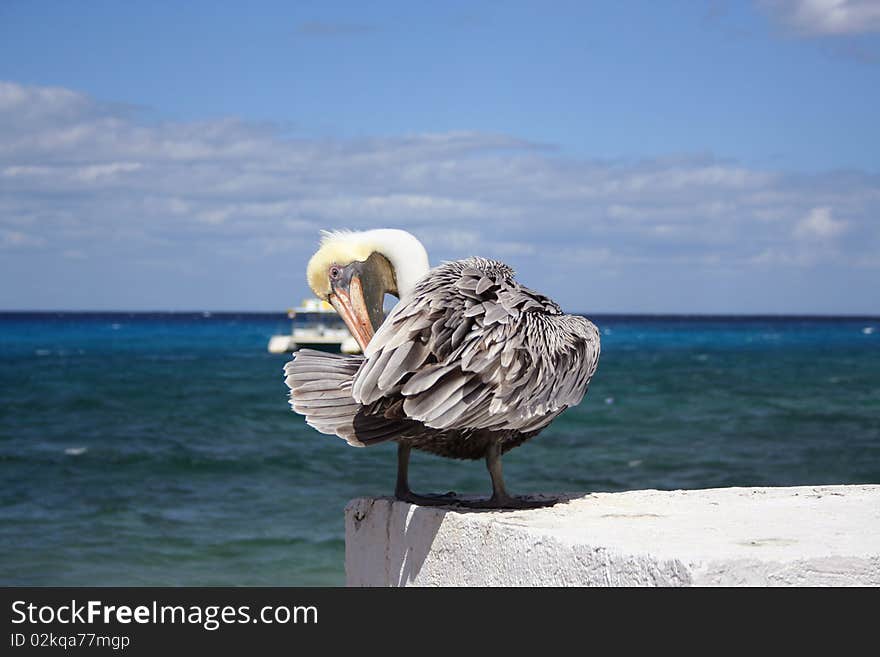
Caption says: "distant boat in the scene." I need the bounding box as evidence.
[267,298,360,354]
[863,326,876,335]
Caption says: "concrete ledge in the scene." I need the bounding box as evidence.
[345,485,880,586]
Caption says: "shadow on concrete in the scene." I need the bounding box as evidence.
[393,503,447,586]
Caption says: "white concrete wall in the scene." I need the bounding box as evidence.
[345,485,880,586]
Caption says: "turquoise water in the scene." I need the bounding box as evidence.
[2,312,879,585]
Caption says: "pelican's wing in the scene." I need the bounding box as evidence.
[351,258,601,433]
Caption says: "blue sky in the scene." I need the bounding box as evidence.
[1,1,878,313]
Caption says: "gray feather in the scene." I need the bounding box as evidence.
[348,257,600,436]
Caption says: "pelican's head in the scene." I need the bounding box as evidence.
[306,228,430,350]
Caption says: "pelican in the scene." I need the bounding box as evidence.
[284,229,600,509]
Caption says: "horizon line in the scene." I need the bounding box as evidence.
[1,309,878,320]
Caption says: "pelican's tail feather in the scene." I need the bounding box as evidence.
[284,349,404,447]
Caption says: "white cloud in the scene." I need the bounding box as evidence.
[0,80,878,311]
[2,165,53,178]
[793,206,849,239]
[3,162,143,183]
[1,229,45,248]
[760,0,880,35]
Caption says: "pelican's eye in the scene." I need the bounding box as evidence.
[329,265,342,281]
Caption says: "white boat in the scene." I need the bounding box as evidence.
[267,298,360,354]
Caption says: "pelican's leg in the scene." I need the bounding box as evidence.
[393,442,458,506]
[459,441,558,510]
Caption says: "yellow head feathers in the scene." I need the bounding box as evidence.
[306,230,374,299]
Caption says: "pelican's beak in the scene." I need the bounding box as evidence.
[328,275,374,352]
[328,254,391,352]
[327,253,397,351]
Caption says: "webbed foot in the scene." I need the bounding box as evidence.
[455,494,559,510]
[395,489,460,507]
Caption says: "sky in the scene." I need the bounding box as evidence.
[1,0,878,314]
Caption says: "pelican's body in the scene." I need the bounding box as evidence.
[285,229,600,508]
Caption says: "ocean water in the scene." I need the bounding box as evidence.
[1,312,878,586]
